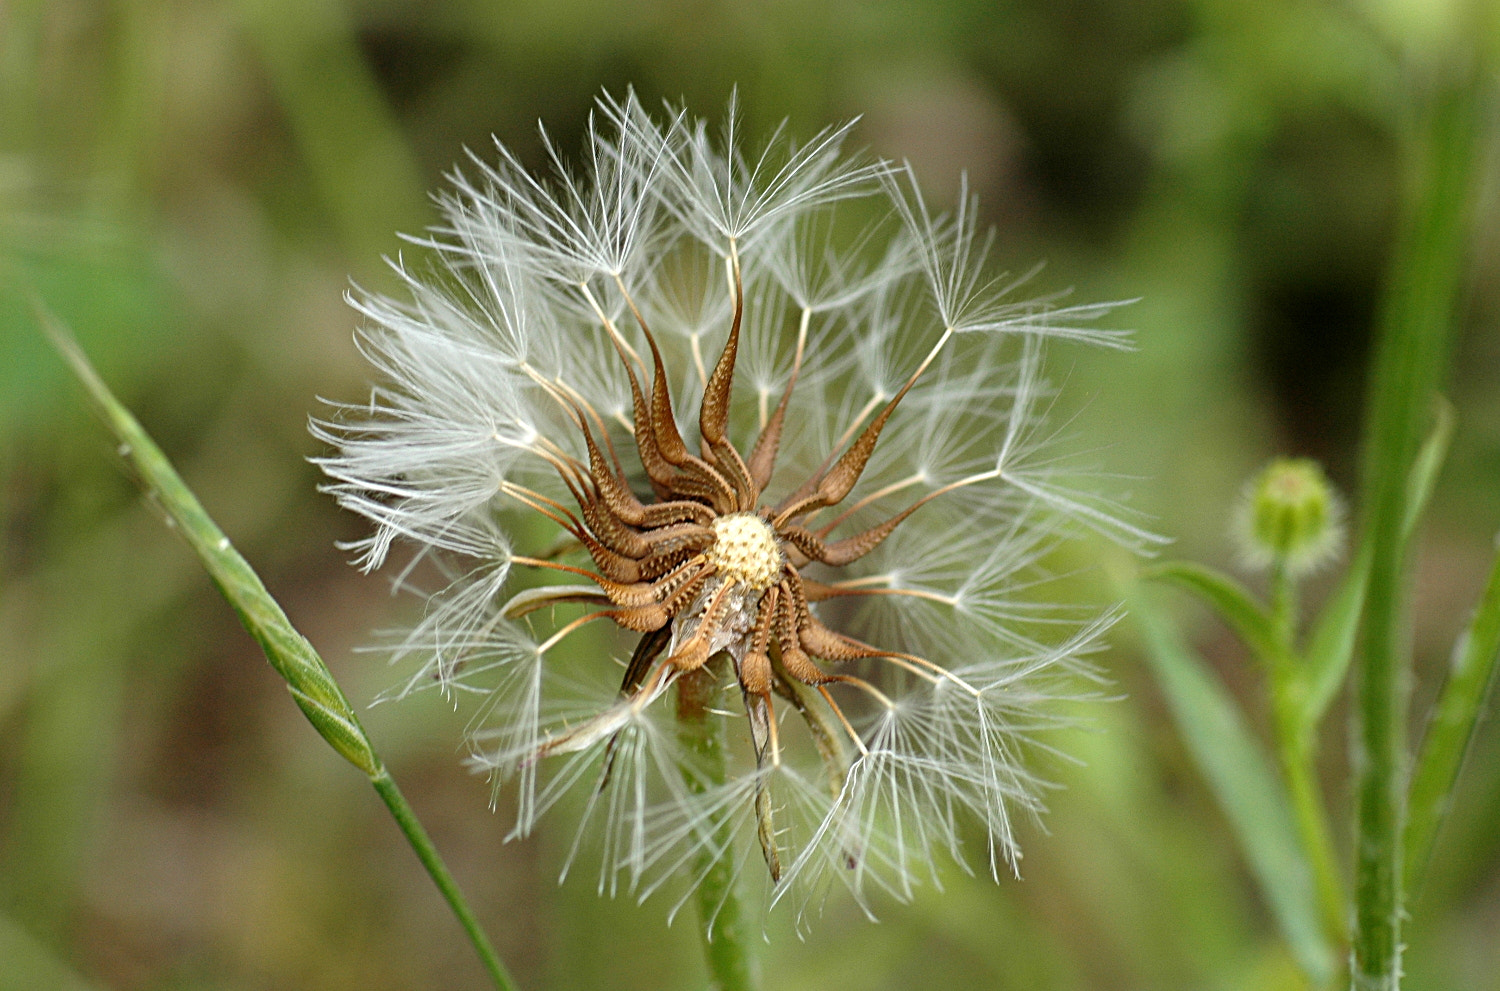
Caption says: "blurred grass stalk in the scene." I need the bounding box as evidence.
[1351,64,1487,991]
[41,308,520,991]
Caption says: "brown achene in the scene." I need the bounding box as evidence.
[504,247,954,881]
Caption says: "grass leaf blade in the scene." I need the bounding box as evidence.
[1131,588,1334,985]
[1404,538,1500,894]
[1400,398,1455,545]
[1303,403,1452,731]
[1144,561,1286,668]
[43,311,520,991]
[42,309,382,775]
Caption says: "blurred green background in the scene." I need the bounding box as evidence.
[3,0,1498,988]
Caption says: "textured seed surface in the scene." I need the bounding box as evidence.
[707,513,784,591]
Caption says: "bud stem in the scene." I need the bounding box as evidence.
[1265,559,1346,944]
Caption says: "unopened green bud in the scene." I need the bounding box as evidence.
[1234,458,1344,575]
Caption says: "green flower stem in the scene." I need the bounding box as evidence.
[677,668,757,991]
[1267,561,1345,949]
[1271,685,1346,948]
[1352,75,1482,990]
[44,314,519,991]
[1269,561,1297,649]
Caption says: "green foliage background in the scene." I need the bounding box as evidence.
[2,1,1498,988]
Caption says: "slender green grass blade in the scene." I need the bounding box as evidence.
[1404,538,1500,895]
[1131,588,1334,985]
[43,311,520,991]
[43,312,382,776]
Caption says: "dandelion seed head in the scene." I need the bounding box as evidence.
[316,88,1146,921]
